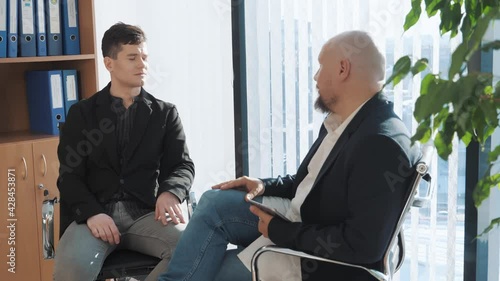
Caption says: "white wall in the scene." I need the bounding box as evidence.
[94,0,236,195]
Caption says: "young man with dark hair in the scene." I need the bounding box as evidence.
[54,22,195,281]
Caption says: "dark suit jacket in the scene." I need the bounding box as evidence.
[262,93,420,280]
[57,83,195,234]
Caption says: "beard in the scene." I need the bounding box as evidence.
[314,96,330,113]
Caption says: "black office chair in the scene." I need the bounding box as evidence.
[96,250,161,281]
[251,145,435,281]
[42,190,197,281]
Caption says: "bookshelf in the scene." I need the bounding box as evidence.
[0,1,98,280]
[0,0,99,142]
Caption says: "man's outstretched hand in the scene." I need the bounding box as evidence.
[212,176,265,200]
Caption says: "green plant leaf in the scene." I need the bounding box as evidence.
[439,3,451,34]
[461,15,473,42]
[404,0,423,31]
[485,126,497,143]
[402,0,500,238]
[456,110,472,135]
[425,0,445,16]
[489,145,500,163]
[434,113,455,159]
[449,9,500,79]
[433,107,450,130]
[452,77,477,135]
[473,168,500,207]
[478,217,500,237]
[414,78,451,121]
[448,2,464,38]
[483,0,500,9]
[464,0,477,20]
[479,101,499,128]
[470,8,500,47]
[412,119,432,144]
[411,58,429,75]
[448,43,468,79]
[460,131,473,146]
[484,85,494,95]
[439,2,463,35]
[469,8,500,49]
[434,131,454,159]
[420,73,437,95]
[452,76,475,106]
[385,56,412,87]
[471,84,499,144]
[472,106,485,142]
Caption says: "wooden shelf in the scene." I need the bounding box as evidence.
[0,131,59,145]
[0,0,97,134]
[0,54,96,64]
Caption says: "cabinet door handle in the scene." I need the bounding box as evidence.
[41,154,47,177]
[22,157,28,180]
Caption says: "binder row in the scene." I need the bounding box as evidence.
[0,0,80,58]
[26,69,79,135]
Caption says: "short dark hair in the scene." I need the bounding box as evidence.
[101,22,146,59]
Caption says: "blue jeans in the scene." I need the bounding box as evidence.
[158,189,262,281]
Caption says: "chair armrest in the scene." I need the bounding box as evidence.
[186,191,197,219]
[251,245,388,281]
[412,145,435,208]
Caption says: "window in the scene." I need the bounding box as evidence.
[243,1,466,279]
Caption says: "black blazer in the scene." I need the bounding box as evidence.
[262,93,420,280]
[57,83,195,234]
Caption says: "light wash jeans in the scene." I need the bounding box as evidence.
[53,201,186,281]
[158,189,262,281]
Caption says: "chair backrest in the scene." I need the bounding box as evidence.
[382,144,435,277]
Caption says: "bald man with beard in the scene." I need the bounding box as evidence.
[159,30,420,281]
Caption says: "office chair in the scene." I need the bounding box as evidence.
[251,145,435,281]
[95,192,196,280]
[42,189,197,281]
[95,192,196,281]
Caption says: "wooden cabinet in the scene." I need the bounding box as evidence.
[0,137,59,281]
[0,141,40,281]
[0,1,98,280]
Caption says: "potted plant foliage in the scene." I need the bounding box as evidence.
[386,0,500,235]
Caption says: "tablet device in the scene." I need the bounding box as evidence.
[248,199,290,222]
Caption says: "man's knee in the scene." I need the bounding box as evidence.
[54,253,103,281]
[197,189,221,210]
[54,224,111,281]
[198,189,244,212]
